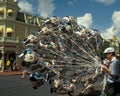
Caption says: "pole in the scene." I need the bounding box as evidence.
[1,37,5,72]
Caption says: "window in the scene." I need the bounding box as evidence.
[28,16,34,24]
[0,25,3,36]
[7,33,12,37]
[0,8,4,16]
[7,9,14,17]
[0,33,3,37]
[26,15,35,24]
[34,18,38,25]
[6,27,14,37]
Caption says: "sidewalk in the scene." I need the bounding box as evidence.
[0,70,23,75]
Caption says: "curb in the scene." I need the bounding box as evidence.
[0,71,23,76]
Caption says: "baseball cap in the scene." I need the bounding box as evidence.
[103,47,115,54]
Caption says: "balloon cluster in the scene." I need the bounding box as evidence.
[19,16,104,96]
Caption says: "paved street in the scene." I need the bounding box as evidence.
[0,74,69,96]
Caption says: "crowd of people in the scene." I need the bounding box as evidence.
[0,56,18,72]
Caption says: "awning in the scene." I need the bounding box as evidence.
[7,9,13,15]
[0,26,3,33]
[6,27,13,33]
[0,8,4,14]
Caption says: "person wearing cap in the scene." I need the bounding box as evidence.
[102,47,120,96]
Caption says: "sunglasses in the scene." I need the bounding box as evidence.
[104,53,111,55]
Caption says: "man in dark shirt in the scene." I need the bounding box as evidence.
[9,57,14,71]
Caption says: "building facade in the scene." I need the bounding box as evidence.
[0,0,43,70]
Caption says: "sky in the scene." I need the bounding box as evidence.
[17,0,120,41]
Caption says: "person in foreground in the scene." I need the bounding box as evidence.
[102,47,120,96]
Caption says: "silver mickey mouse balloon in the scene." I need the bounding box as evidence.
[19,16,105,96]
